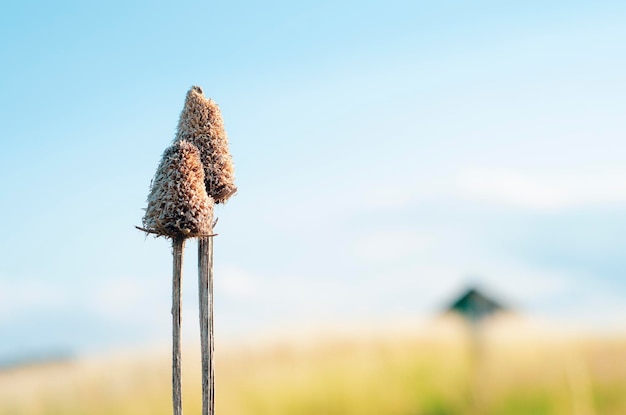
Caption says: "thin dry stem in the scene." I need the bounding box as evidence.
[172,237,185,415]
[198,236,215,415]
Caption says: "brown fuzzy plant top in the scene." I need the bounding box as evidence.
[142,140,214,239]
[175,86,237,204]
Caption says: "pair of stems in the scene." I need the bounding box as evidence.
[172,236,214,415]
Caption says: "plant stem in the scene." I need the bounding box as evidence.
[198,236,215,415]
[172,237,185,415]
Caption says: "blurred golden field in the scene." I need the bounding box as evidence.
[1,317,625,415]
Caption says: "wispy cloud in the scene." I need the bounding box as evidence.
[351,230,433,262]
[458,169,626,211]
[216,265,259,299]
[0,278,69,320]
[0,275,166,325]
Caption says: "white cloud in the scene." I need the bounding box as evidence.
[0,275,166,326]
[458,169,626,211]
[0,278,70,320]
[270,168,626,226]
[351,230,433,262]
[90,276,158,322]
[469,263,574,304]
[216,265,259,299]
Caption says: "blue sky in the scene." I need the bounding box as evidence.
[1,1,626,357]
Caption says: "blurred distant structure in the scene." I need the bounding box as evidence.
[444,286,509,410]
[444,287,509,413]
[444,285,509,356]
[446,287,507,323]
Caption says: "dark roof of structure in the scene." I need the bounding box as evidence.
[446,287,506,321]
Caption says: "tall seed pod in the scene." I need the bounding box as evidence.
[175,86,236,415]
[140,140,214,415]
[175,85,237,204]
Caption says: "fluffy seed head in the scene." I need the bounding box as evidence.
[143,140,214,238]
[175,86,236,204]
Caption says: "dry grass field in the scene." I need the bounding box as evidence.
[1,318,625,415]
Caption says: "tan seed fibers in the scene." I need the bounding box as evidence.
[142,140,214,238]
[175,85,237,204]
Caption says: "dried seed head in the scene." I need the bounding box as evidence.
[175,86,237,204]
[143,140,214,239]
